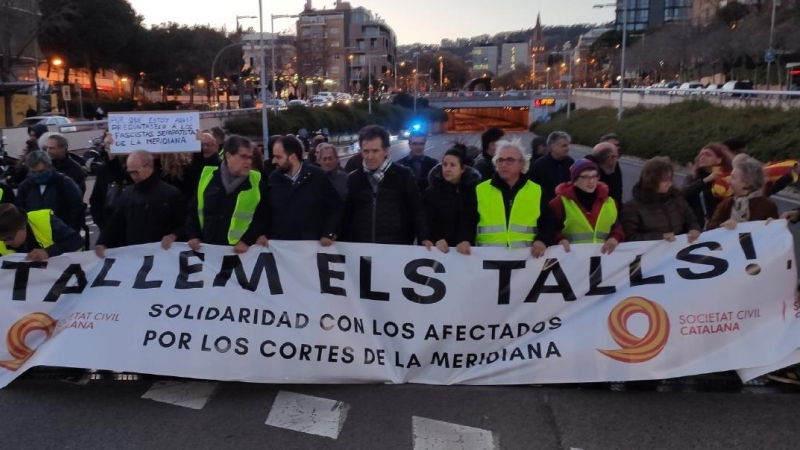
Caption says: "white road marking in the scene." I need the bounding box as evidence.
[412,416,497,450]
[141,380,218,410]
[265,391,350,440]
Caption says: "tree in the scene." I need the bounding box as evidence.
[494,65,532,90]
[295,32,331,96]
[39,0,140,98]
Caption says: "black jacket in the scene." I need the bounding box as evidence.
[487,174,557,245]
[16,171,85,232]
[396,153,439,192]
[52,156,87,194]
[600,163,623,207]
[184,153,221,197]
[267,164,343,240]
[0,182,16,205]
[340,162,429,245]
[185,169,269,246]
[682,170,720,229]
[10,213,82,257]
[528,153,575,205]
[423,165,480,246]
[473,154,495,181]
[89,158,131,229]
[97,174,186,248]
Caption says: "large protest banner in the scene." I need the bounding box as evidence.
[108,111,201,154]
[1,222,798,388]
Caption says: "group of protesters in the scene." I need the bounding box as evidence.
[1,123,799,264]
[1,120,799,384]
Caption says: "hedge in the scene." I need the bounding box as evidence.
[224,103,448,138]
[531,100,800,164]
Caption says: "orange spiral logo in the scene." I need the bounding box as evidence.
[597,296,670,363]
[0,313,57,372]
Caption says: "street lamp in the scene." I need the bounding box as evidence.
[438,56,444,92]
[211,42,246,104]
[594,1,627,121]
[394,61,405,92]
[766,0,777,90]
[271,14,300,117]
[236,14,257,32]
[258,1,269,142]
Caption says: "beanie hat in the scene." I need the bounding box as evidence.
[570,159,599,183]
[0,204,27,241]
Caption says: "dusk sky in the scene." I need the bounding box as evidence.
[127,0,615,45]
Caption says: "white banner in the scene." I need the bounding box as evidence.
[108,111,200,154]
[1,222,798,388]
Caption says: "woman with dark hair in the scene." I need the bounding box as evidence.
[159,153,194,198]
[530,136,548,164]
[423,144,480,255]
[623,156,701,243]
[707,154,778,230]
[682,143,734,229]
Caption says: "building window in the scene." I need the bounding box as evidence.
[330,27,339,34]
[331,41,340,47]
[331,66,340,74]
[334,54,340,60]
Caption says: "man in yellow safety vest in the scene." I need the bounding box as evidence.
[184,135,268,254]
[0,204,83,260]
[474,140,555,258]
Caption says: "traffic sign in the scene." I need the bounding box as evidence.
[765,49,775,63]
[61,85,71,101]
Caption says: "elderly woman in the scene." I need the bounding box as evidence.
[549,159,625,254]
[475,140,555,257]
[707,154,778,230]
[528,131,575,205]
[622,156,701,243]
[682,143,735,229]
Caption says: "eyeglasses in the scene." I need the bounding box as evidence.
[126,164,149,176]
[496,158,520,165]
[578,174,600,180]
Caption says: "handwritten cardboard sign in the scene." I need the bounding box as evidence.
[108,112,201,154]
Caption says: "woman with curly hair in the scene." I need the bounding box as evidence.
[159,152,193,198]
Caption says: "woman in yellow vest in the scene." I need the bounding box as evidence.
[0,204,83,260]
[548,159,624,254]
[474,140,556,258]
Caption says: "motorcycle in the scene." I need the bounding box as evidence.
[80,132,109,175]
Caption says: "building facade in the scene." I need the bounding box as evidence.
[615,0,692,31]
[529,13,548,84]
[471,46,498,76]
[296,1,396,95]
[499,43,530,76]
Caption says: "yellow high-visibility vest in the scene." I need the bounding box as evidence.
[0,210,55,256]
[197,167,262,245]
[475,179,541,248]
[560,196,617,243]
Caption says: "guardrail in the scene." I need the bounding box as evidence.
[423,90,570,100]
[574,87,800,111]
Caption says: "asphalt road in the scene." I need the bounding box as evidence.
[5,131,800,450]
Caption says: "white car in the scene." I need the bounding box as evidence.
[287,99,308,107]
[17,115,77,132]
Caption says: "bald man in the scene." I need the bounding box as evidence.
[588,141,623,206]
[186,132,222,192]
[95,150,187,257]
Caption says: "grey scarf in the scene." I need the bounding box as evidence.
[219,161,248,194]
[363,158,392,192]
[730,190,763,223]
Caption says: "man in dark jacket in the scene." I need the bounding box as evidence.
[89,133,131,229]
[267,136,343,244]
[396,131,438,192]
[473,127,505,181]
[42,133,86,194]
[184,135,268,253]
[529,131,575,205]
[185,132,222,191]
[95,151,186,257]
[586,141,623,206]
[15,151,85,233]
[340,125,432,247]
[318,143,348,199]
[0,204,82,260]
